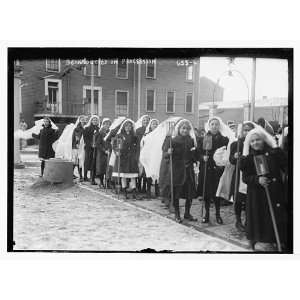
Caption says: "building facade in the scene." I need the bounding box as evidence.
[16,58,223,129]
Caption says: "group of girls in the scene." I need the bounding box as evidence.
[31,114,289,251]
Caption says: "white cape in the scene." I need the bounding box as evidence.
[139,116,182,181]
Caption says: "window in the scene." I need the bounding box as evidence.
[146,89,155,112]
[116,59,128,78]
[83,86,101,115]
[186,64,193,81]
[115,90,129,116]
[44,79,62,113]
[185,92,193,113]
[166,91,175,113]
[146,61,156,79]
[46,59,60,72]
[83,60,101,76]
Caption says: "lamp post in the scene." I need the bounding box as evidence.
[212,66,250,121]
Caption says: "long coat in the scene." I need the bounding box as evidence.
[83,125,99,171]
[159,135,197,199]
[136,126,146,159]
[32,125,58,160]
[196,132,229,199]
[112,132,139,175]
[240,147,288,244]
[95,128,110,176]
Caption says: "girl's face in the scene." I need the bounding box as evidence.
[80,116,87,126]
[103,120,111,130]
[44,118,50,127]
[91,117,99,126]
[209,119,220,134]
[179,123,190,136]
[142,117,150,127]
[242,124,254,137]
[250,133,264,151]
[124,122,132,132]
[150,120,158,131]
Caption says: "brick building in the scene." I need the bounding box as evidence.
[16,58,223,129]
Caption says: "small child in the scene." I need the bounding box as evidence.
[32,117,59,177]
[112,119,139,199]
[159,119,198,223]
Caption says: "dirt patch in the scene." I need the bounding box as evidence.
[29,178,74,194]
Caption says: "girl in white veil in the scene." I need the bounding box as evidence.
[197,116,231,224]
[240,126,287,250]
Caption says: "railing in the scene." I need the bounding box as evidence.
[34,100,97,116]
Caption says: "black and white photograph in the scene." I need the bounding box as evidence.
[8,48,293,253]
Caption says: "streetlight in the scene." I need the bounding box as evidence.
[211,58,251,120]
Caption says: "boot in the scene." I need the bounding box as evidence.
[154,183,160,198]
[83,170,88,182]
[137,178,142,193]
[184,199,197,221]
[202,198,210,223]
[214,197,223,224]
[175,208,182,223]
[146,179,152,199]
[78,167,83,182]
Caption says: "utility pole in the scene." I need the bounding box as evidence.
[90,61,95,115]
[250,58,256,122]
[137,63,141,119]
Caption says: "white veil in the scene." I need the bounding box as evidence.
[116,118,136,134]
[104,116,126,141]
[14,118,58,140]
[139,116,182,181]
[135,114,150,130]
[99,118,111,131]
[243,127,277,156]
[84,115,100,128]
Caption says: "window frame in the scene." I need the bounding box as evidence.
[185,92,194,114]
[145,88,156,112]
[44,78,62,113]
[186,64,194,82]
[145,61,156,79]
[82,85,102,116]
[115,89,129,116]
[115,59,128,79]
[166,90,176,113]
[46,59,61,73]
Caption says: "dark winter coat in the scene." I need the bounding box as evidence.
[72,124,84,149]
[32,125,58,160]
[95,128,110,176]
[112,131,139,174]
[240,146,288,244]
[196,131,229,199]
[83,125,99,171]
[159,135,197,199]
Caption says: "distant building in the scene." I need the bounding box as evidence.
[198,97,288,128]
[15,58,223,129]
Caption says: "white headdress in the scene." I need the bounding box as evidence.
[14,117,58,140]
[172,119,197,147]
[243,127,277,156]
[84,115,100,128]
[144,118,159,135]
[135,114,151,129]
[139,117,182,181]
[205,116,235,142]
[99,117,111,131]
[103,116,126,141]
[117,118,136,135]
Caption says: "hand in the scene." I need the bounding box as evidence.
[258,176,270,187]
[234,152,239,159]
[167,148,173,155]
[105,150,110,155]
[203,155,208,162]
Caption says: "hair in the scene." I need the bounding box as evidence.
[209,118,220,125]
[178,121,191,132]
[243,122,255,130]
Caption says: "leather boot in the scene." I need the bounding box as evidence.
[202,198,210,223]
